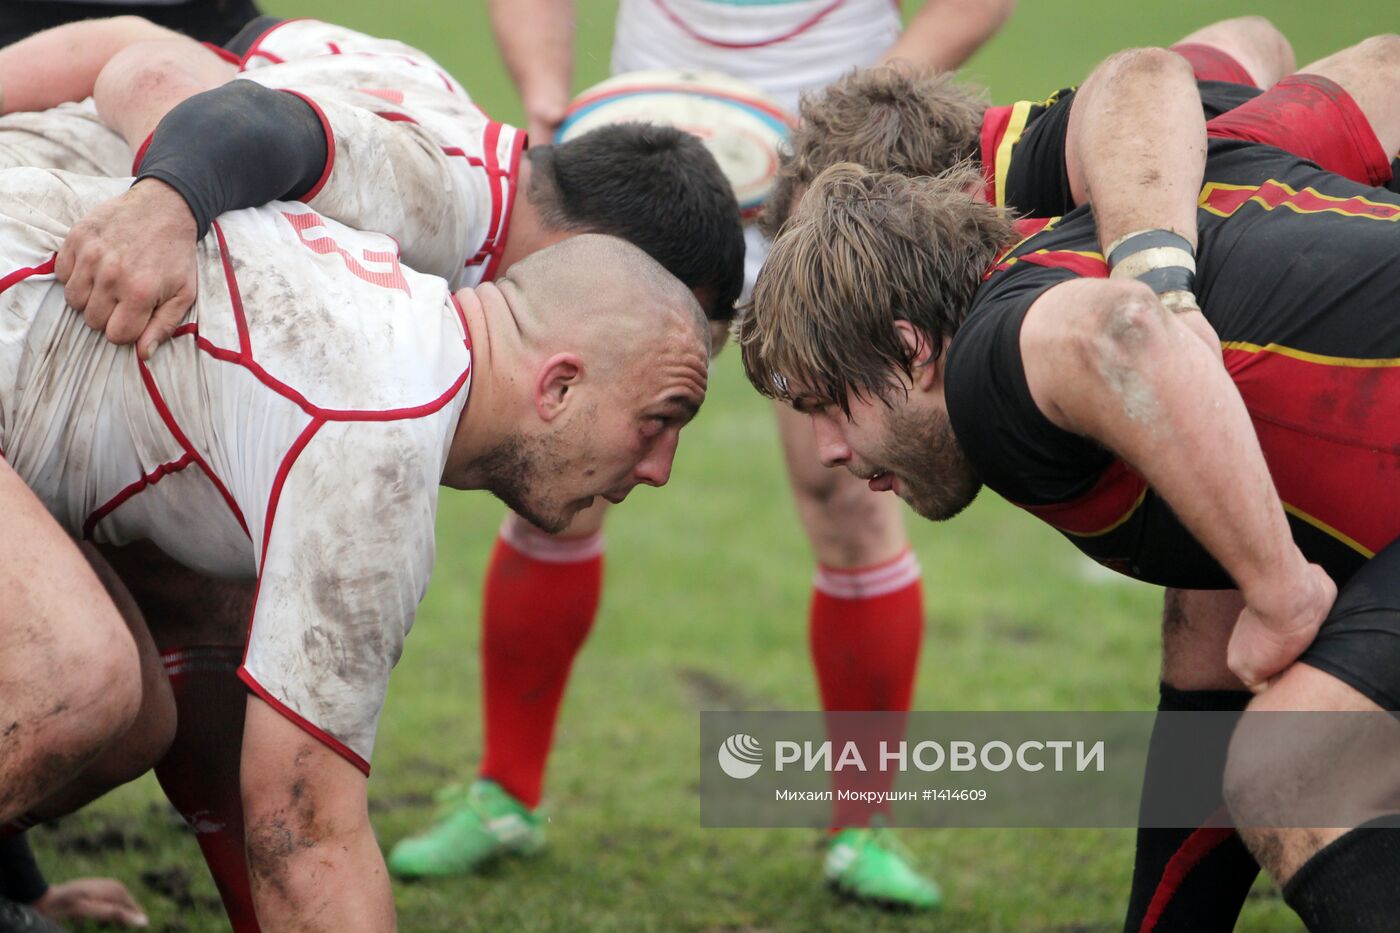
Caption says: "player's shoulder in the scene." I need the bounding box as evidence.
[200,203,472,416]
[237,19,466,96]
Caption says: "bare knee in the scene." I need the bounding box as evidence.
[790,471,908,567]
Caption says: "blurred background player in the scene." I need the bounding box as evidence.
[387,0,1014,912]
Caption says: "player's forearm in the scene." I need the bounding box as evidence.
[242,700,394,932]
[0,17,179,114]
[1026,280,1305,600]
[247,820,393,932]
[1066,47,1206,251]
[488,0,574,141]
[878,0,1015,72]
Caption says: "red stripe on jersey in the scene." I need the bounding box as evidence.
[374,111,418,124]
[326,41,342,54]
[279,91,336,203]
[441,147,486,168]
[136,357,251,538]
[238,17,305,70]
[210,228,471,421]
[481,128,526,282]
[1017,459,1148,536]
[235,418,377,770]
[1201,180,1400,222]
[986,248,1107,280]
[82,452,197,539]
[213,222,252,357]
[978,106,1014,204]
[238,672,371,775]
[201,42,242,66]
[1226,344,1400,556]
[650,0,848,49]
[356,87,405,105]
[0,254,56,294]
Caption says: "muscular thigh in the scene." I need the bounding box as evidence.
[1161,587,1245,690]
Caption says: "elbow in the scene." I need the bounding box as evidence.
[1077,279,1168,365]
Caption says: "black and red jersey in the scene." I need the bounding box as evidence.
[980,81,1263,219]
[946,138,1400,589]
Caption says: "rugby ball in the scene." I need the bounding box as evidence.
[556,69,796,220]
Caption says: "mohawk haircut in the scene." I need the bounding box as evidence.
[761,64,988,240]
[741,163,1014,415]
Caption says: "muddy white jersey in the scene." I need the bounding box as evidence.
[611,0,902,113]
[0,168,472,771]
[0,99,132,176]
[228,19,525,289]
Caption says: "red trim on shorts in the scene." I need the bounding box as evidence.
[278,90,336,203]
[136,357,251,538]
[0,255,56,294]
[978,106,1013,204]
[650,0,848,49]
[130,132,155,175]
[238,17,306,70]
[1138,827,1236,932]
[1207,74,1393,188]
[1169,43,1255,86]
[82,452,196,538]
[200,42,242,67]
[239,672,371,775]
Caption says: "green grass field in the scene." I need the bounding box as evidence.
[30,1,1398,929]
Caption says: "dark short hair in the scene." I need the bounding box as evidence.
[526,123,745,322]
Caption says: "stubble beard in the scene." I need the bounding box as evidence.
[883,405,982,522]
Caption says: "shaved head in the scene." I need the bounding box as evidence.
[496,233,708,369]
[453,233,712,532]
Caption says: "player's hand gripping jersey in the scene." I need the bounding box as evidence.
[214,19,525,288]
[946,137,1400,591]
[0,168,472,772]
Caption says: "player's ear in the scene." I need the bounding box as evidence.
[534,353,585,421]
[894,321,944,390]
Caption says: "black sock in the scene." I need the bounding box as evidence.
[1122,684,1258,933]
[1284,821,1400,932]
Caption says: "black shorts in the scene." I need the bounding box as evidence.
[1,0,261,48]
[1300,537,1400,711]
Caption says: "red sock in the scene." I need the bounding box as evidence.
[478,522,603,809]
[809,550,924,829]
[156,646,260,933]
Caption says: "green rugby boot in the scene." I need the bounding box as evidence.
[387,779,544,878]
[823,826,944,910]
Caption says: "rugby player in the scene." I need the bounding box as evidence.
[0,165,710,931]
[444,0,1016,908]
[740,79,1400,930]
[0,17,745,928]
[763,31,1400,933]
